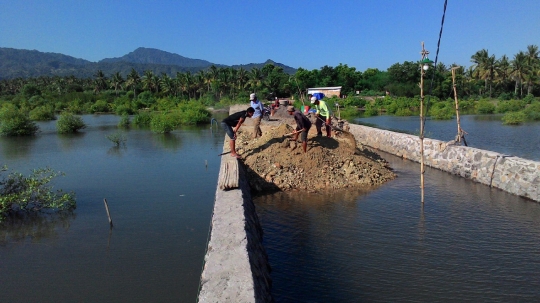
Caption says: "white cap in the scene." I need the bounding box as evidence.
[310,96,317,103]
[250,93,256,101]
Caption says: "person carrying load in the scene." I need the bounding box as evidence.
[310,93,332,137]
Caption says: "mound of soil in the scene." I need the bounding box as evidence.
[235,120,396,193]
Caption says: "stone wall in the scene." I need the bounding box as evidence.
[348,124,540,202]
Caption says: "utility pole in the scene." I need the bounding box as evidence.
[419,42,433,204]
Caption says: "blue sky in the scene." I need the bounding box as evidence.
[1,0,539,72]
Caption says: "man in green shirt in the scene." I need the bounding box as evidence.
[311,96,332,137]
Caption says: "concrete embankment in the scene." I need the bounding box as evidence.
[198,147,272,302]
[198,115,539,302]
[348,124,540,202]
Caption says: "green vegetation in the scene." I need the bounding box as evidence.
[56,113,86,133]
[0,44,538,126]
[502,111,526,125]
[0,166,76,222]
[106,131,127,146]
[0,105,39,136]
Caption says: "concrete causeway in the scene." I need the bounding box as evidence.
[198,111,540,302]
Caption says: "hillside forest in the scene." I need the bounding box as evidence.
[1,45,540,137]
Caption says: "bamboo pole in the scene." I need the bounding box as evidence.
[103,198,113,227]
[419,42,430,204]
[451,67,464,144]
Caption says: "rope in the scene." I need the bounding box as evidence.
[423,0,448,131]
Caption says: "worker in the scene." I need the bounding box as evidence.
[250,93,264,138]
[270,97,280,116]
[311,96,332,137]
[220,107,255,159]
[287,105,311,153]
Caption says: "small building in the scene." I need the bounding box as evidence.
[307,86,342,98]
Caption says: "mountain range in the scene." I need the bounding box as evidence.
[0,47,297,80]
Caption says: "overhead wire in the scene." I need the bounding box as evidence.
[423,0,448,131]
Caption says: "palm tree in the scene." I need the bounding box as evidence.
[109,72,124,96]
[236,68,248,95]
[511,51,528,97]
[125,68,141,98]
[246,68,263,93]
[471,49,496,96]
[93,70,107,94]
[142,70,159,93]
[524,44,539,95]
[159,73,173,96]
[495,55,511,90]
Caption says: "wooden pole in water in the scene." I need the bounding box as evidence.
[451,66,463,144]
[419,42,430,204]
[103,198,113,227]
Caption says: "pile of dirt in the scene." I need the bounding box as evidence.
[235,122,396,193]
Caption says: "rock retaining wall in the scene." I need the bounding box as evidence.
[348,124,540,202]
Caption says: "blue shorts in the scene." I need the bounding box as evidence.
[221,121,235,140]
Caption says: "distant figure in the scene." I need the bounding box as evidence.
[250,93,264,139]
[287,105,312,153]
[221,107,255,159]
[270,97,280,116]
[311,96,332,137]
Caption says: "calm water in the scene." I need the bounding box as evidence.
[255,152,540,302]
[2,114,540,302]
[0,115,226,302]
[354,115,540,161]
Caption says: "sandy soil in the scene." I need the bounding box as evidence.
[227,104,396,193]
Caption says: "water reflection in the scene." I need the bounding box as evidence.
[58,132,86,151]
[0,136,35,160]
[154,133,182,151]
[0,211,76,247]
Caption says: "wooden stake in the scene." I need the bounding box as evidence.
[451,67,465,145]
[103,198,113,227]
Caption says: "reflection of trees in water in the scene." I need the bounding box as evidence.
[0,136,34,160]
[58,132,86,151]
[0,210,75,247]
[155,133,182,151]
[107,145,127,157]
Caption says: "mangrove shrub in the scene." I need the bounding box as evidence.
[0,106,39,136]
[0,166,76,222]
[56,113,86,133]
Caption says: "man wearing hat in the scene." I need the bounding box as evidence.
[249,93,264,138]
[310,95,332,137]
[287,105,312,153]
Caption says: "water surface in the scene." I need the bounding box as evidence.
[354,115,540,161]
[256,152,540,302]
[0,115,224,302]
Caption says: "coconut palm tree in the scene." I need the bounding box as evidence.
[495,55,511,88]
[159,73,173,96]
[471,49,496,96]
[125,68,141,98]
[246,67,263,93]
[236,68,248,95]
[93,70,107,94]
[524,44,539,95]
[109,72,124,96]
[511,51,528,98]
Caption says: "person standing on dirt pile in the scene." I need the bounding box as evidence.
[270,97,280,117]
[311,96,332,137]
[221,107,255,159]
[250,93,264,138]
[287,105,311,153]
